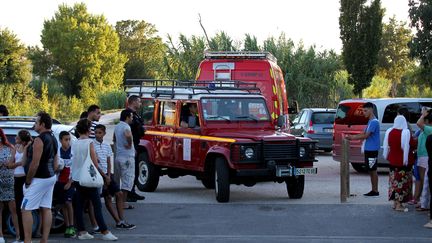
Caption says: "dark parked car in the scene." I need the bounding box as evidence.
[290,108,336,152]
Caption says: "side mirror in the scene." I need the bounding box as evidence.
[188,116,197,128]
[288,101,299,114]
[277,116,285,128]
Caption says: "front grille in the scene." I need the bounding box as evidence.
[263,143,297,160]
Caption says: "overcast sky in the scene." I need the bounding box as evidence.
[0,0,410,52]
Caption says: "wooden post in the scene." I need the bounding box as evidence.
[340,138,350,203]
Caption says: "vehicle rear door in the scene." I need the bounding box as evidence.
[333,102,376,163]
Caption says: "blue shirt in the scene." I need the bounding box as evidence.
[364,118,380,151]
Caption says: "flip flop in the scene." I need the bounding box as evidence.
[394,206,406,212]
[123,204,134,210]
[416,207,429,212]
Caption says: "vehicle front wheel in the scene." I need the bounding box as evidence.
[6,210,40,237]
[136,152,160,192]
[214,157,230,202]
[286,175,305,199]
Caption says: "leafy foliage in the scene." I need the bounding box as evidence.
[116,20,165,79]
[40,3,127,105]
[409,0,432,70]
[363,76,391,98]
[377,17,414,97]
[339,0,384,96]
[0,28,32,85]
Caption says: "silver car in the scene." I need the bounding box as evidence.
[290,108,336,152]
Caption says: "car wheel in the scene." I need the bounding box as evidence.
[323,148,332,153]
[136,152,160,192]
[50,206,65,233]
[201,177,215,189]
[6,210,40,237]
[286,175,305,199]
[214,157,230,203]
[351,163,368,173]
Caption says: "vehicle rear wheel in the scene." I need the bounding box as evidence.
[136,152,160,192]
[214,157,230,202]
[351,163,368,173]
[50,206,65,233]
[6,210,40,237]
[323,148,332,153]
[286,175,305,199]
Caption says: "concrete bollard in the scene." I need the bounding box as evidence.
[340,138,350,203]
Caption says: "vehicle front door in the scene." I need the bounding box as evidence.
[154,101,177,166]
[175,102,203,171]
[291,110,308,136]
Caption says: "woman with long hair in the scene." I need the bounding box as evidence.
[8,130,32,242]
[71,119,117,241]
[0,128,19,243]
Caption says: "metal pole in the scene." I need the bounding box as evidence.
[341,138,350,203]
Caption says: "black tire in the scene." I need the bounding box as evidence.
[286,175,305,199]
[6,210,40,237]
[201,177,215,189]
[214,157,230,202]
[50,206,65,233]
[351,163,368,173]
[323,148,332,153]
[136,152,160,192]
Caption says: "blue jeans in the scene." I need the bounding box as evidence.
[73,182,108,232]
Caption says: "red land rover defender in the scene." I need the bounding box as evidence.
[196,51,296,129]
[126,80,317,202]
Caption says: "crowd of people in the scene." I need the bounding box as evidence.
[0,95,145,243]
[347,102,432,228]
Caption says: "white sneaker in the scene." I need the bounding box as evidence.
[0,237,5,243]
[78,232,95,240]
[101,231,118,241]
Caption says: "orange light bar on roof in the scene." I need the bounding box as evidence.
[204,51,277,62]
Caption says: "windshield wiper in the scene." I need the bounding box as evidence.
[234,115,258,121]
[206,115,231,121]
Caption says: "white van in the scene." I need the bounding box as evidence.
[332,98,432,172]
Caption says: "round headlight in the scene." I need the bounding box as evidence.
[299,147,306,157]
[245,147,255,159]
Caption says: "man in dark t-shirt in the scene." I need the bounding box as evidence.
[22,111,58,243]
[125,95,145,201]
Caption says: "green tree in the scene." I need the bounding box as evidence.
[243,34,259,51]
[377,17,413,97]
[339,0,384,96]
[409,0,432,83]
[363,75,391,98]
[0,28,32,85]
[209,31,238,51]
[40,3,127,104]
[164,34,206,80]
[115,20,165,79]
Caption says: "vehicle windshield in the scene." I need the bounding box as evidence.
[201,98,270,121]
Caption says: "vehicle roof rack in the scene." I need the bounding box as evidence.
[0,116,61,124]
[204,51,277,63]
[124,79,262,99]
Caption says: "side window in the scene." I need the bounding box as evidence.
[158,101,176,126]
[382,102,420,124]
[139,99,155,125]
[299,111,308,124]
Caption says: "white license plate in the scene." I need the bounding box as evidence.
[295,168,318,175]
[324,128,334,133]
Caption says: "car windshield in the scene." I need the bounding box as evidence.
[202,98,270,121]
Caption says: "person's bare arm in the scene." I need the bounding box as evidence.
[124,129,133,149]
[26,138,43,186]
[346,132,371,141]
[417,108,429,130]
[89,143,99,167]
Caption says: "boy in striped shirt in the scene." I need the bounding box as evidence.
[94,124,135,230]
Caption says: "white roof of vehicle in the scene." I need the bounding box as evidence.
[126,86,265,100]
[339,98,432,105]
